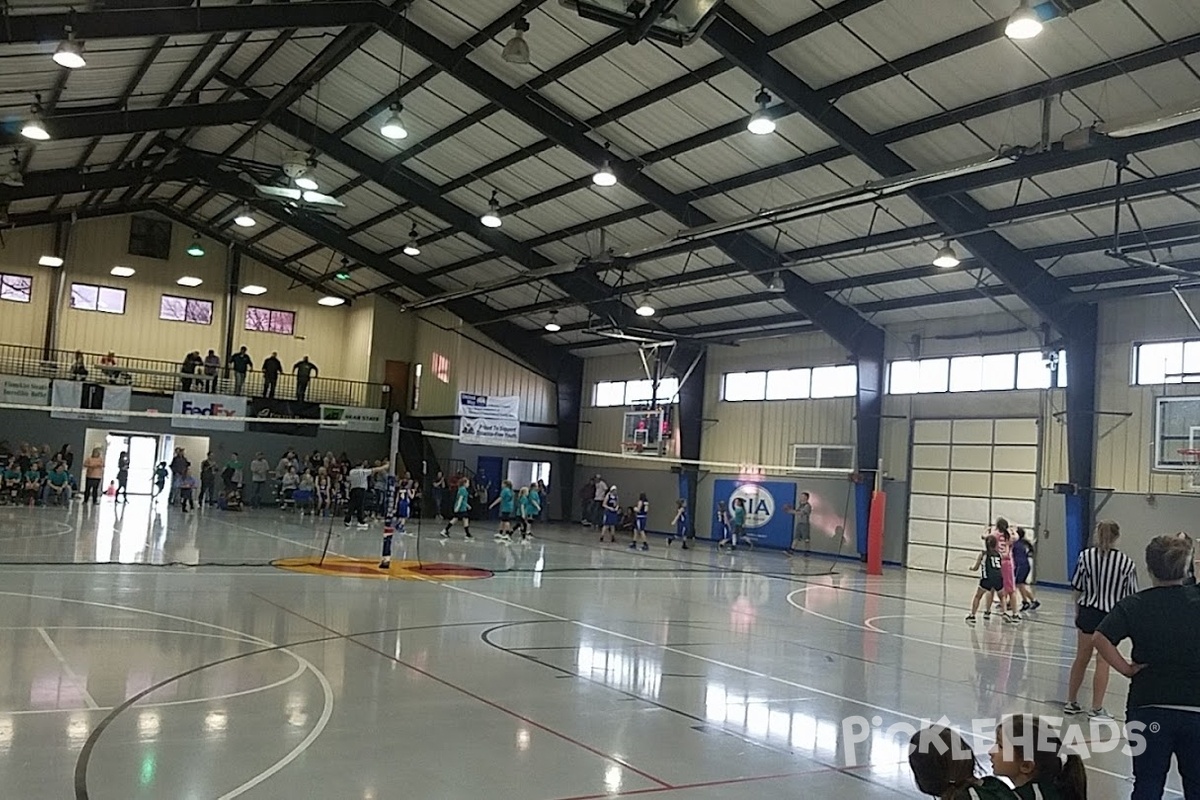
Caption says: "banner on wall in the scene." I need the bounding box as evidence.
[457,392,520,445]
[247,398,321,437]
[320,405,387,434]
[711,479,797,549]
[172,393,247,431]
[0,374,50,405]
[51,380,130,423]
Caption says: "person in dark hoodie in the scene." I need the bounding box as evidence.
[262,351,283,399]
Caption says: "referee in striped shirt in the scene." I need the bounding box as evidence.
[1065,520,1139,718]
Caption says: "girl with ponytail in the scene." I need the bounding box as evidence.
[989,715,1087,800]
[908,725,1017,799]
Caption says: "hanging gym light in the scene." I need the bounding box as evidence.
[544,310,561,333]
[186,232,205,257]
[1005,0,1043,40]
[53,27,86,69]
[403,224,421,256]
[933,242,961,268]
[21,98,50,141]
[635,295,656,317]
[380,104,408,140]
[480,190,503,228]
[233,205,257,228]
[502,18,531,64]
[747,89,776,135]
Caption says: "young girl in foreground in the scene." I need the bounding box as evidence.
[908,725,1015,799]
[989,715,1086,800]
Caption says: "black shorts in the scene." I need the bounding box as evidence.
[500,512,512,522]
[452,511,469,521]
[979,577,1003,592]
[1075,604,1108,634]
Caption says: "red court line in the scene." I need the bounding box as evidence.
[249,592,673,791]
[546,765,847,800]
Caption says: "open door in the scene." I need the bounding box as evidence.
[385,360,410,415]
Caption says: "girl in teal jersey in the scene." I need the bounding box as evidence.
[440,478,474,540]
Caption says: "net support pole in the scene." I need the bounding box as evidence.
[867,457,885,576]
[384,411,399,534]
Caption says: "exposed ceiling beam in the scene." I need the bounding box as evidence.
[704,9,1076,330]
[0,2,380,42]
[0,99,268,148]
[0,161,193,201]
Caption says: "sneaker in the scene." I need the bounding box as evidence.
[1063,702,1084,715]
[681,542,689,550]
[666,536,674,546]
[1003,614,1019,624]
[983,612,992,620]
[1029,601,1041,611]
[378,559,390,569]
[1089,708,1113,720]
[1020,601,1031,612]
[464,532,474,540]
[439,529,450,538]
[965,615,976,624]
[357,523,369,530]
[640,543,648,552]
[344,521,352,528]
[628,542,638,549]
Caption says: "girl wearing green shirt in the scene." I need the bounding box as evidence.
[988,715,1085,800]
[909,725,1018,800]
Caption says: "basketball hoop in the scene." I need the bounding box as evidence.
[1178,449,1200,492]
[621,440,645,455]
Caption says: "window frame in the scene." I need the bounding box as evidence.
[722,365,856,402]
[159,294,214,325]
[69,282,126,315]
[0,272,32,304]
[593,377,681,407]
[1132,339,1200,386]
[890,349,1066,395]
[244,305,295,336]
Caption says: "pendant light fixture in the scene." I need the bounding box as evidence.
[1005,0,1043,40]
[186,232,205,257]
[380,104,408,140]
[336,256,351,281]
[635,295,656,317]
[933,242,961,268]
[2,154,22,187]
[747,88,776,136]
[403,224,421,256]
[233,204,257,228]
[53,26,86,69]
[593,143,617,187]
[21,97,50,141]
[544,310,561,332]
[480,190,503,228]
[767,271,785,292]
[502,18,531,64]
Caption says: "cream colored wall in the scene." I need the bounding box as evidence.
[368,297,416,384]
[577,353,659,470]
[0,226,55,349]
[701,335,855,469]
[410,307,556,424]
[1094,290,1200,495]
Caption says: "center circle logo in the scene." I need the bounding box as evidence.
[730,483,774,529]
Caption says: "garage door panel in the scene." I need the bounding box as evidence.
[910,493,948,520]
[947,547,982,576]
[913,444,950,469]
[992,471,1036,500]
[907,543,948,572]
[908,518,947,546]
[995,418,1038,445]
[949,521,986,551]
[914,420,952,444]
[992,498,1036,528]
[994,445,1037,472]
[951,445,993,470]
[949,496,989,524]
[952,419,994,444]
[911,469,949,494]
[949,471,991,497]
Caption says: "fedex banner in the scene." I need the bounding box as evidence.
[172,393,247,431]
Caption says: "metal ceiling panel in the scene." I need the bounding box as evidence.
[845,0,992,62]
[723,0,824,37]
[836,74,947,135]
[888,120,1006,172]
[998,215,1098,249]
[340,126,404,164]
[770,20,882,91]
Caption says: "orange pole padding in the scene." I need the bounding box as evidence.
[867,489,886,576]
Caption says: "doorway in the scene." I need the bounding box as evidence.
[507,460,551,490]
[102,434,158,495]
[385,360,411,415]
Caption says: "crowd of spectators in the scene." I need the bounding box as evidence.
[0,443,79,506]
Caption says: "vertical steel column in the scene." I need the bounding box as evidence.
[1063,304,1098,578]
[555,358,583,522]
[855,328,886,558]
[41,221,69,359]
[676,348,707,538]
[223,244,241,373]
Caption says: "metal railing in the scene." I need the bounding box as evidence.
[0,342,387,408]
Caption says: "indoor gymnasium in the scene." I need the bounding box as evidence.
[1,0,1199,797]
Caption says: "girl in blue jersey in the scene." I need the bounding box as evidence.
[379,484,413,568]
[314,466,333,517]
[718,498,745,550]
[599,485,619,543]
[629,493,650,551]
[440,478,474,540]
[667,499,689,549]
[1013,527,1040,611]
[489,479,516,543]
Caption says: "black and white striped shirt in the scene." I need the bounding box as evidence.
[1071,547,1139,611]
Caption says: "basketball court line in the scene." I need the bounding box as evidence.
[36,628,99,710]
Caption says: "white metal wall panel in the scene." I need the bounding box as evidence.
[906,418,1040,576]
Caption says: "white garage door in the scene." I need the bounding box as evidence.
[906,418,1040,575]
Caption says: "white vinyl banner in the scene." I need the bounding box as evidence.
[320,405,387,433]
[458,393,520,445]
[172,393,247,431]
[51,381,131,422]
[0,374,50,405]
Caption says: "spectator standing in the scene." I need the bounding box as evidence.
[229,346,253,395]
[432,471,447,520]
[261,352,283,399]
[116,450,129,503]
[70,351,88,381]
[222,453,244,497]
[169,448,189,506]
[293,356,318,402]
[1095,534,1200,799]
[178,468,197,512]
[99,351,118,383]
[181,351,200,391]
[249,453,270,508]
[579,477,594,526]
[199,453,216,507]
[345,460,388,529]
[592,474,609,528]
[203,349,221,392]
[82,448,103,505]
